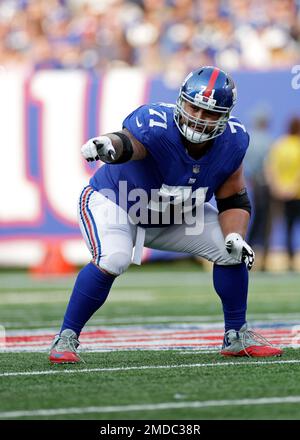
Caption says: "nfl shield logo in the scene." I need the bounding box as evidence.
[193,165,200,174]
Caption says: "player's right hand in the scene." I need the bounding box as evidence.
[81,136,116,163]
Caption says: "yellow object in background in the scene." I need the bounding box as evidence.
[268,135,300,198]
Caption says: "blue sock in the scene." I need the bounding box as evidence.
[213,263,248,332]
[60,262,115,336]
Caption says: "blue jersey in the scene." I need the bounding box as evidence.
[90,103,249,226]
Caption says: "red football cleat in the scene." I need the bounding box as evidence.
[49,329,82,364]
[220,324,283,357]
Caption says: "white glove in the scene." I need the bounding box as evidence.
[224,233,255,270]
[81,136,116,163]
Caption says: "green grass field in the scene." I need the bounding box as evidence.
[0,260,300,420]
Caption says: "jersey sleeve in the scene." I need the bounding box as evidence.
[122,104,171,158]
[227,117,250,173]
[122,105,151,147]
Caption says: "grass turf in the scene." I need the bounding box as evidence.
[0,261,300,420]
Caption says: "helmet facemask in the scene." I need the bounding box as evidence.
[174,90,231,143]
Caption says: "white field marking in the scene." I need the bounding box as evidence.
[3,341,222,350]
[2,325,295,338]
[1,359,300,378]
[0,344,300,355]
[2,340,222,349]
[0,270,211,288]
[0,288,299,298]
[2,342,297,353]
[2,270,297,289]
[2,316,225,328]
[0,290,154,305]
[2,344,294,353]
[0,272,213,289]
[1,322,297,352]
[3,322,226,336]
[3,313,300,329]
[0,347,222,353]
[1,396,300,418]
[4,334,289,346]
[2,320,297,335]
[86,349,220,354]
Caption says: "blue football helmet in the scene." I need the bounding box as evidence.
[174,66,237,143]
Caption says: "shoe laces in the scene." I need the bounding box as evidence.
[53,333,85,363]
[241,329,275,357]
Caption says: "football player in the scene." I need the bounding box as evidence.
[49,66,283,363]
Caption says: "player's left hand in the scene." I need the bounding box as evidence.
[224,233,255,270]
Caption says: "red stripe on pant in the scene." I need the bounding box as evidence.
[81,187,97,260]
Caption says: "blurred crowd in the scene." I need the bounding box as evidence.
[245,115,300,271]
[0,0,300,81]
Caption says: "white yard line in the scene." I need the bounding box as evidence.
[0,290,154,305]
[1,359,300,378]
[0,347,222,353]
[1,396,300,418]
[1,271,297,290]
[0,272,212,290]
[2,313,300,329]
[1,321,298,335]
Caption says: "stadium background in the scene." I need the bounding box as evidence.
[0,0,300,271]
[0,0,300,423]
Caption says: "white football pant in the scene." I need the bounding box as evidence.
[78,186,239,276]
